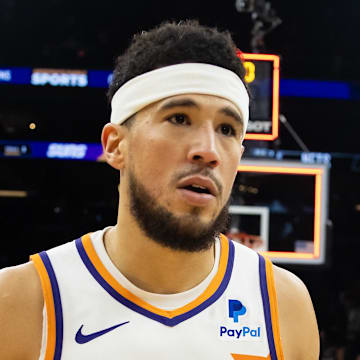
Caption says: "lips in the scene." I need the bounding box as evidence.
[176,188,214,207]
[176,176,218,207]
[177,176,218,197]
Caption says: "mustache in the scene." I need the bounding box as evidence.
[173,167,223,195]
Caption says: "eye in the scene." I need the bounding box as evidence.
[166,113,189,126]
[219,124,236,137]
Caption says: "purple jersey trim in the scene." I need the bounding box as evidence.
[39,251,64,360]
[258,253,278,360]
[75,237,235,327]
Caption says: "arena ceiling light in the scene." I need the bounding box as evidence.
[0,190,28,198]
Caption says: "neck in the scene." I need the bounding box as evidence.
[103,208,215,294]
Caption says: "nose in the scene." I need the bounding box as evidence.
[187,123,220,168]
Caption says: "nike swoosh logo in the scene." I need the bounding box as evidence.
[75,321,130,344]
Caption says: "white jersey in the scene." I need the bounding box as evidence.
[31,228,284,360]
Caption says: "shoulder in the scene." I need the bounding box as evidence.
[0,262,43,360]
[272,265,320,360]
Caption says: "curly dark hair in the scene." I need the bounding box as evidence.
[107,20,248,104]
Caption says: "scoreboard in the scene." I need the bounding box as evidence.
[239,53,280,141]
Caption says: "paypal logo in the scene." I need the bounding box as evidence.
[220,326,261,339]
[219,300,261,341]
[229,299,246,322]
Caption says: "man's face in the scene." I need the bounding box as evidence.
[122,94,245,251]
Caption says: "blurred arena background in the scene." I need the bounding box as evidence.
[1,0,360,358]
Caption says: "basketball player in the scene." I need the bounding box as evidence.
[0,21,319,359]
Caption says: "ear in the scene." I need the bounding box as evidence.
[101,123,128,170]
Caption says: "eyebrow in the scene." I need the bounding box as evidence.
[219,107,243,127]
[159,98,200,111]
[159,97,243,127]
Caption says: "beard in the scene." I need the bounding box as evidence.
[128,169,230,252]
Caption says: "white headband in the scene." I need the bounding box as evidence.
[110,63,249,135]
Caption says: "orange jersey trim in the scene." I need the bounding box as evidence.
[265,257,285,360]
[30,253,56,360]
[231,354,271,360]
[81,233,230,319]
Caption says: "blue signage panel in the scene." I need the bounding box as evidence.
[0,65,358,100]
[88,70,113,88]
[0,141,103,161]
[0,67,32,85]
